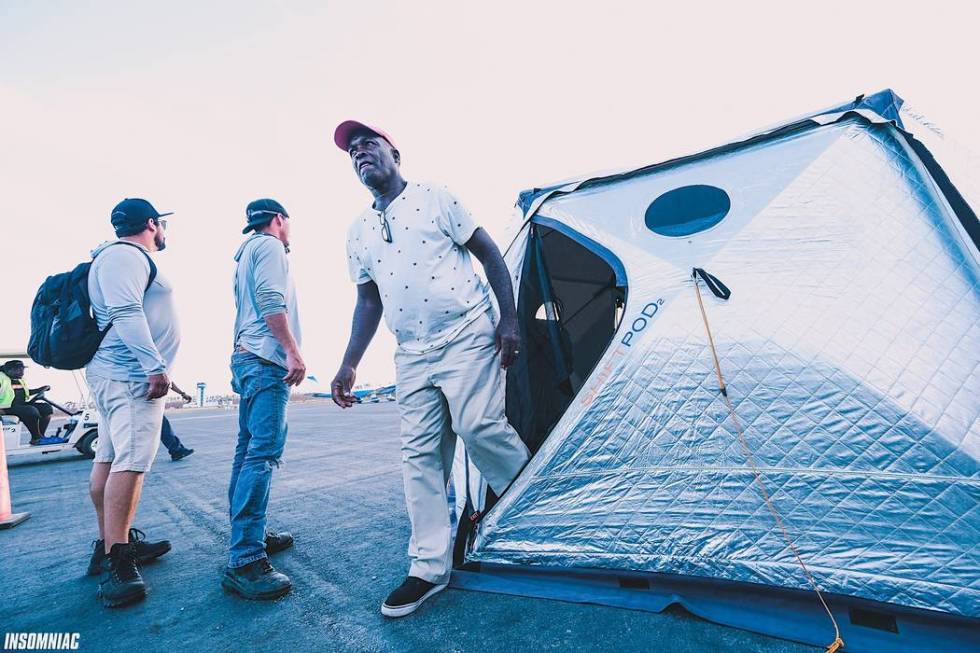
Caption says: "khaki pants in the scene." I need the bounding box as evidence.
[395,310,530,584]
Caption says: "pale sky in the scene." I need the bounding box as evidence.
[3,0,978,398]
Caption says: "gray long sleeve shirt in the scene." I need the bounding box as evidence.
[233,234,302,369]
[86,241,181,382]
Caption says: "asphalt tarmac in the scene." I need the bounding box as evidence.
[1,402,815,653]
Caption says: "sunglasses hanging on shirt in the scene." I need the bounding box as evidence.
[378,211,393,243]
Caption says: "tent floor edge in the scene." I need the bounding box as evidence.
[449,563,980,653]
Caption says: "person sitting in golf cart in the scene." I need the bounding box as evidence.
[0,360,54,445]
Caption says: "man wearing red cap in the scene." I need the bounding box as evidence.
[331,120,530,617]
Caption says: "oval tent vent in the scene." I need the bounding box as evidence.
[644,184,731,237]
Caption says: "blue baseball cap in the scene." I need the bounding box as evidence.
[243,198,289,234]
[111,198,173,236]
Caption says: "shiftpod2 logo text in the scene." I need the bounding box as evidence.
[579,297,667,408]
[621,299,665,347]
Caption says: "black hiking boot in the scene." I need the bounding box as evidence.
[221,558,291,600]
[381,576,447,618]
[87,539,107,576]
[98,543,146,608]
[127,528,171,563]
[264,530,294,555]
[87,528,171,576]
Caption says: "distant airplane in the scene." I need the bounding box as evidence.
[307,376,395,402]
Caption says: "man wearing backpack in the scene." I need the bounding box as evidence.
[85,198,180,608]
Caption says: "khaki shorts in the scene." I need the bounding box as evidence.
[89,375,165,473]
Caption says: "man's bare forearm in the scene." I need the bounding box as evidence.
[482,253,517,322]
[264,313,301,356]
[467,229,517,322]
[341,298,383,369]
[169,382,191,399]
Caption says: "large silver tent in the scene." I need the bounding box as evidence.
[450,90,979,652]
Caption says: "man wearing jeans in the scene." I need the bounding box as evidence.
[331,121,530,617]
[222,198,304,600]
[160,416,193,461]
[160,383,194,461]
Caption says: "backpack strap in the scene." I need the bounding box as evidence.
[100,241,158,292]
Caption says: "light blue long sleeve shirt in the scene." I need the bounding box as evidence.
[232,234,302,369]
[86,241,181,382]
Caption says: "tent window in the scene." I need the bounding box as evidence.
[506,224,626,455]
[645,184,730,237]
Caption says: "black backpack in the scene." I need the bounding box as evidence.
[28,242,157,370]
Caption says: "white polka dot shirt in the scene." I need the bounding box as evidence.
[346,182,492,353]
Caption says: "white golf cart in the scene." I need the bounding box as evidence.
[1,351,100,462]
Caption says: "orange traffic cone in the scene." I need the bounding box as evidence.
[0,424,30,529]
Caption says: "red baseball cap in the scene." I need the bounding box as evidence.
[334,120,397,152]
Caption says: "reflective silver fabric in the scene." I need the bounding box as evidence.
[472,118,980,617]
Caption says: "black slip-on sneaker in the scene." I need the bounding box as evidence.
[381,576,447,618]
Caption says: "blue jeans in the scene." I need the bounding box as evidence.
[159,416,185,455]
[227,351,289,568]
